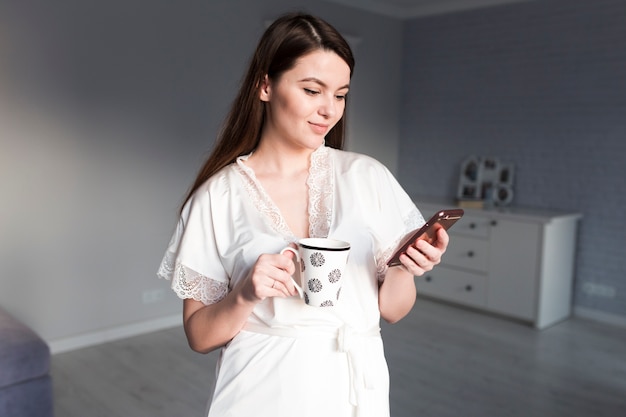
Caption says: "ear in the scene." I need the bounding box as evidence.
[259,74,270,102]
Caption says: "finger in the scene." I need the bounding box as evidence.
[270,278,293,297]
[250,255,294,299]
[257,254,296,282]
[275,269,299,297]
[399,253,428,276]
[403,246,439,275]
[276,252,296,275]
[260,255,298,297]
[412,232,447,259]
[409,242,439,264]
[277,252,300,295]
[433,228,450,250]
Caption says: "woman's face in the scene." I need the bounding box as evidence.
[259,49,350,150]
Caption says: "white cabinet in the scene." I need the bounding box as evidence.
[415,199,581,329]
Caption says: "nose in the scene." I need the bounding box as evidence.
[319,95,338,118]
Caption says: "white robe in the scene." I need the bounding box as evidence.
[158,145,424,417]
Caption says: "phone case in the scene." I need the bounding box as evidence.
[386,208,465,267]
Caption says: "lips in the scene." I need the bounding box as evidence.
[309,122,329,135]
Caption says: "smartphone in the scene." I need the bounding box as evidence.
[386,208,465,267]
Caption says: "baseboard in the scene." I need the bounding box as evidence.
[49,314,181,355]
[574,306,626,328]
[47,307,624,354]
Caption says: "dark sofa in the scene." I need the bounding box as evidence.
[0,306,53,417]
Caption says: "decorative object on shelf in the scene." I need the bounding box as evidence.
[456,156,515,207]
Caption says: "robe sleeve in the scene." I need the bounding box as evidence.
[368,164,425,281]
[157,188,230,305]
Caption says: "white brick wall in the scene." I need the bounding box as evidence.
[399,0,626,318]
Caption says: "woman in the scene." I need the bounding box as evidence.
[158,12,448,417]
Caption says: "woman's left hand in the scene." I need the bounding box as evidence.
[397,227,449,276]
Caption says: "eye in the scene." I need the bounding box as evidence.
[335,94,347,101]
[304,88,320,95]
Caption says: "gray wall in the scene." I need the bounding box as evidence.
[3,0,624,348]
[398,0,626,318]
[0,0,403,345]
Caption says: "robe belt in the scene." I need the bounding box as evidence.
[242,322,381,415]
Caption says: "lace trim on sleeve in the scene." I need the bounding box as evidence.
[172,264,229,305]
[158,250,229,305]
[376,206,425,282]
[157,248,176,281]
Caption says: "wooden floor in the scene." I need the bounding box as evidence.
[51,298,626,417]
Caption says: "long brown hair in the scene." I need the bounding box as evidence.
[181,12,355,210]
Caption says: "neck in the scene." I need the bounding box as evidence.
[249,140,318,177]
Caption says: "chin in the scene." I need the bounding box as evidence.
[300,139,324,150]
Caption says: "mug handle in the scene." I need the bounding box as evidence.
[280,247,304,299]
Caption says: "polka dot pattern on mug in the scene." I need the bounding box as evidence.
[310,252,325,267]
[328,269,341,283]
[308,278,323,293]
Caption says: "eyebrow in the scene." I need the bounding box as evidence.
[299,77,350,90]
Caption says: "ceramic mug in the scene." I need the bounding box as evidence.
[281,238,350,307]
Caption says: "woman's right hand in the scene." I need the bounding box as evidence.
[183,249,300,353]
[238,251,300,302]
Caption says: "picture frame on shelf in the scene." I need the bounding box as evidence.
[456,156,514,207]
